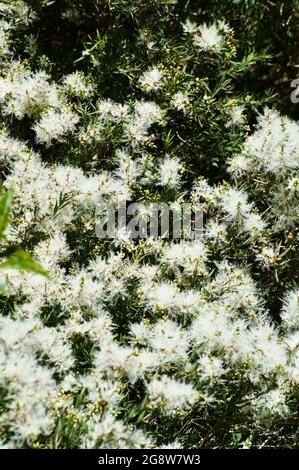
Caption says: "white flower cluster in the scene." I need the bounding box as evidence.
[229,108,299,228]
[80,98,165,149]
[0,62,91,145]
[138,66,164,93]
[171,92,191,113]
[183,19,229,52]
[62,71,93,98]
[1,108,298,445]
[0,20,10,57]
[191,180,265,236]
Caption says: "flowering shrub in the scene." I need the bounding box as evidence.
[0,0,298,449]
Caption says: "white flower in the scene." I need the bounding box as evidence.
[138,66,164,92]
[243,212,266,234]
[157,155,183,188]
[228,154,250,177]
[0,68,61,118]
[285,331,299,351]
[147,375,198,412]
[241,108,299,173]
[182,19,197,34]
[281,289,299,329]
[0,20,11,56]
[123,101,164,146]
[148,319,190,362]
[225,105,245,127]
[143,282,179,311]
[253,389,288,418]
[33,106,79,145]
[221,187,253,220]
[134,100,164,124]
[198,355,227,380]
[171,92,190,112]
[84,413,152,449]
[97,98,115,117]
[287,177,299,192]
[205,220,227,242]
[34,233,71,269]
[113,149,141,187]
[162,240,207,273]
[256,247,279,269]
[193,23,223,52]
[62,71,93,98]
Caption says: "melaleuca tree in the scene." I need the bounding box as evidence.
[0,0,298,449]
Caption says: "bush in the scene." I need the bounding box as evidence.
[0,0,298,449]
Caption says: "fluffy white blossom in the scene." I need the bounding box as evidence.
[171,92,190,112]
[147,375,198,412]
[226,105,245,127]
[0,67,61,118]
[239,108,299,174]
[62,71,93,98]
[33,106,79,145]
[193,23,224,52]
[281,289,299,329]
[138,66,164,92]
[157,155,183,188]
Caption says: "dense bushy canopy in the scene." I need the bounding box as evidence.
[0,0,298,449]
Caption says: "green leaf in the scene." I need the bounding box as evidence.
[0,282,9,295]
[0,190,12,238]
[0,248,51,278]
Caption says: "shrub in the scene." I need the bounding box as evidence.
[0,0,298,449]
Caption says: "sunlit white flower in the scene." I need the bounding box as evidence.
[171,92,190,113]
[138,66,164,93]
[193,23,223,52]
[147,375,198,412]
